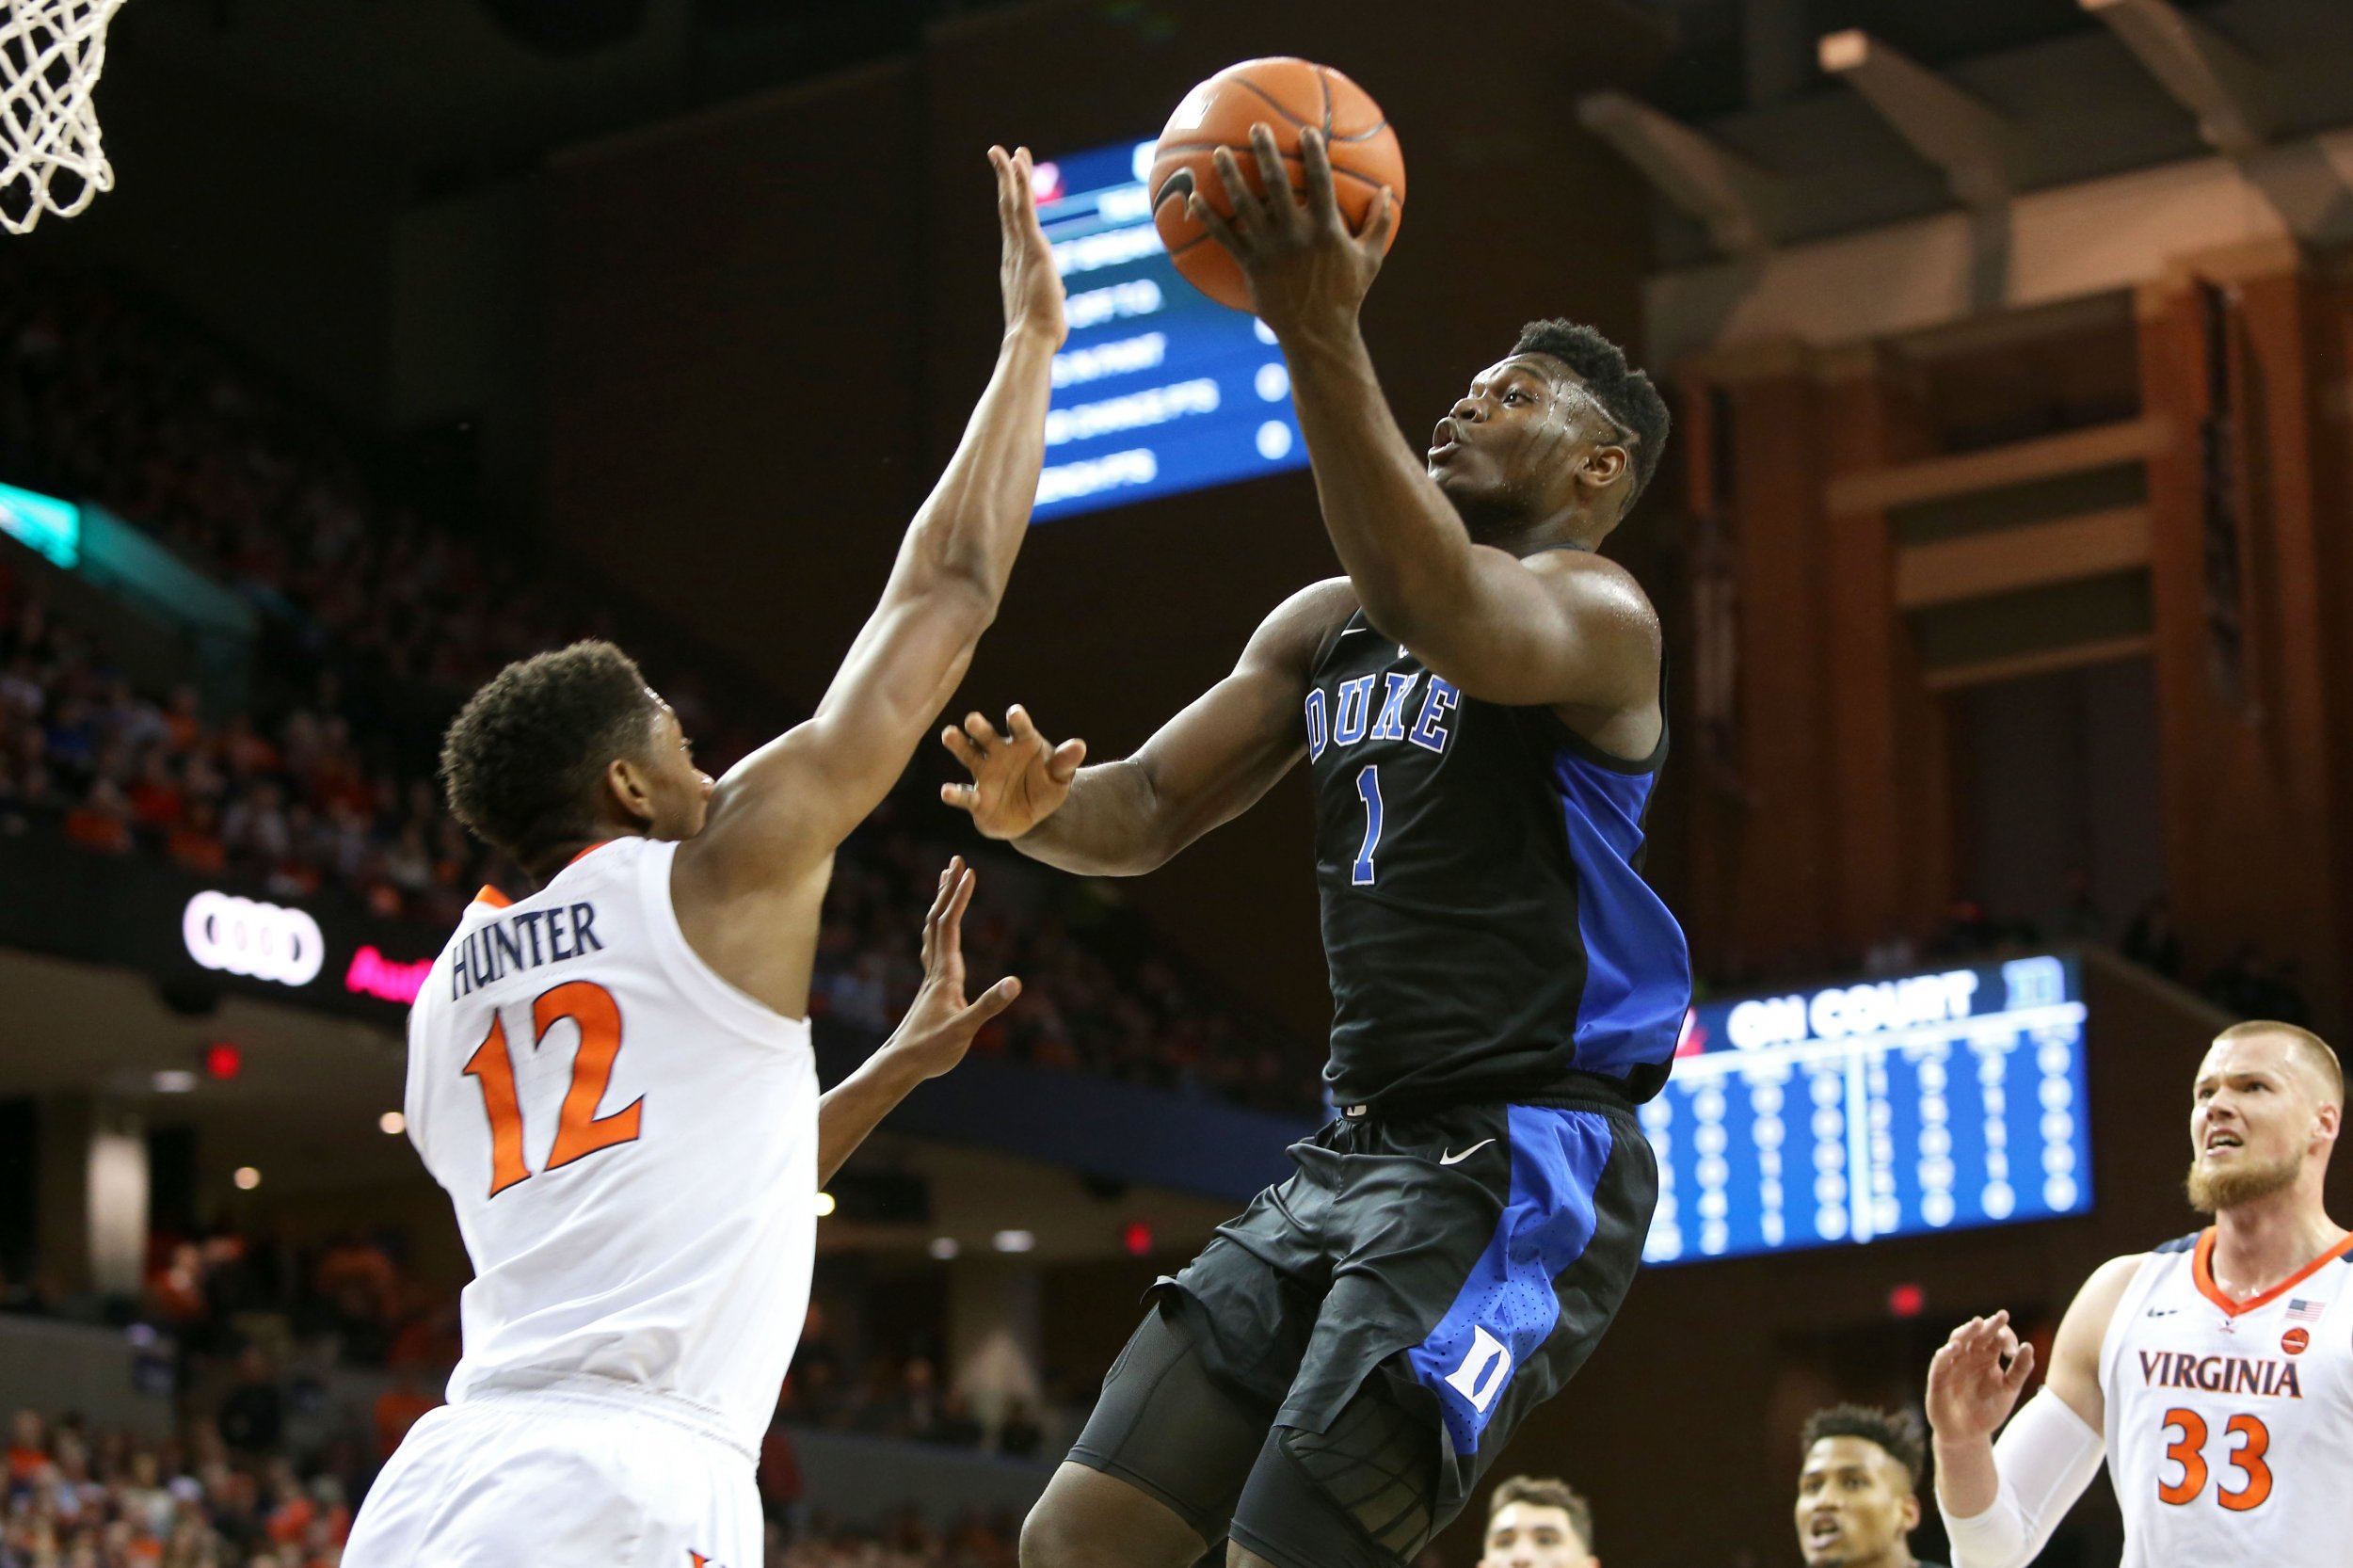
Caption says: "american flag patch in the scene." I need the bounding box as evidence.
[2287,1298,2325,1323]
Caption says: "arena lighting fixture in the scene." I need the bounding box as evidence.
[813,1192,837,1218]
[928,1237,960,1260]
[152,1070,198,1094]
[991,1229,1036,1254]
[232,1166,261,1191]
[378,1112,406,1136]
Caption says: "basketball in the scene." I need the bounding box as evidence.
[1148,57,1405,312]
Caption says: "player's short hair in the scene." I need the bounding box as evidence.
[2214,1020,2344,1103]
[1801,1404,1927,1492]
[1486,1474,1595,1552]
[440,640,658,864]
[1511,319,1672,514]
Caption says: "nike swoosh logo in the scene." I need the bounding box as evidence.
[1438,1140,1496,1166]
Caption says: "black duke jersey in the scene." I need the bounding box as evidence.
[1305,606,1689,1111]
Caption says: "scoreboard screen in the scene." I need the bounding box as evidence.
[1030,139,1307,521]
[1641,954,2091,1267]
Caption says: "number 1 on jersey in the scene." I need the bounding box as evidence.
[462,980,644,1198]
[1353,763,1385,886]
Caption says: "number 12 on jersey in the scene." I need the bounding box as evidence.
[463,981,645,1197]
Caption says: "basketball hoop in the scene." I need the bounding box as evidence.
[1,0,126,234]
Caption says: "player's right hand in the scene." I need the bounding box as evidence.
[939,705,1085,840]
[990,146,1066,348]
[1926,1308,2037,1441]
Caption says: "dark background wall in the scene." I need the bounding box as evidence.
[536,0,1669,1035]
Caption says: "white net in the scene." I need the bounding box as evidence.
[1,0,125,234]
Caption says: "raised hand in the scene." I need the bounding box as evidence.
[1927,1309,2038,1442]
[939,705,1086,840]
[990,146,1066,348]
[1187,123,1397,341]
[883,857,1021,1083]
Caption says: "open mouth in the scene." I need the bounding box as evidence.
[2204,1130,2243,1155]
[1806,1517,1842,1549]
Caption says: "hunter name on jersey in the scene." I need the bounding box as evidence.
[450,901,606,1000]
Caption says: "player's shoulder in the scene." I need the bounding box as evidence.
[1252,575,1361,656]
[1524,549,1661,638]
[2072,1249,2165,1322]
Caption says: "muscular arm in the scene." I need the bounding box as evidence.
[684,149,1061,896]
[946,579,1351,876]
[1279,324,1658,712]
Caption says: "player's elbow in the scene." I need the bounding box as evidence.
[912,567,1002,641]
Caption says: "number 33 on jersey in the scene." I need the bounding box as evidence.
[403,837,820,1452]
[2103,1227,2353,1568]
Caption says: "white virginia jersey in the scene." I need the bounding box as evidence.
[2100,1227,2353,1568]
[405,836,817,1455]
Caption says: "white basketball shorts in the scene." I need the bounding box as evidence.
[342,1386,761,1568]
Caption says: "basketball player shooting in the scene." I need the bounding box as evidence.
[340,146,1065,1568]
[945,126,1689,1568]
[1927,1021,2353,1568]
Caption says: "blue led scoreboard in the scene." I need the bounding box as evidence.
[1029,139,1308,520]
[1642,954,2093,1266]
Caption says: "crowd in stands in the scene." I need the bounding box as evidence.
[1,1403,1032,1568]
[0,267,1323,1115]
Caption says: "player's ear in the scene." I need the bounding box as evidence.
[603,756,656,827]
[1900,1491,1921,1532]
[1578,442,1629,494]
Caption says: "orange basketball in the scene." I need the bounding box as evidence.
[1148,57,1405,312]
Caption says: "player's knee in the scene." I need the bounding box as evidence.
[1021,1464,1198,1568]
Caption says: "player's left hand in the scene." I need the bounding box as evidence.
[884,856,1021,1081]
[1190,123,1397,340]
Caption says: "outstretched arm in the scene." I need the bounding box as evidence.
[1189,127,1655,713]
[939,579,1351,875]
[689,147,1064,893]
[818,857,1019,1183]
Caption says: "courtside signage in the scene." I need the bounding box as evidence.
[1643,953,2092,1265]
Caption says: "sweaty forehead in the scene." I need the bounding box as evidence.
[1475,354,1582,393]
[1490,1502,1574,1538]
[2200,1032,2317,1093]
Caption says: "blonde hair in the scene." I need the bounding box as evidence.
[2214,1021,2344,1103]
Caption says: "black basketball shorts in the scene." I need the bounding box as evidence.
[1068,1096,1657,1568]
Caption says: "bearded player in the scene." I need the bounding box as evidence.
[1927,1021,2353,1568]
[342,146,1064,1568]
[949,128,1685,1568]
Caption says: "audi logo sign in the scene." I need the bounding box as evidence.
[182,891,326,987]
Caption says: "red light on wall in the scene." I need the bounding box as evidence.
[202,1041,243,1080]
[1888,1283,1926,1319]
[1123,1221,1153,1257]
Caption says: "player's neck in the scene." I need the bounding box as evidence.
[2212,1182,2345,1295]
[522,826,642,888]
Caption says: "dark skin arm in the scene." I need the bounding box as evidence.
[670,147,1065,1016]
[939,579,1353,872]
[1190,127,1659,741]
[817,857,1019,1184]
